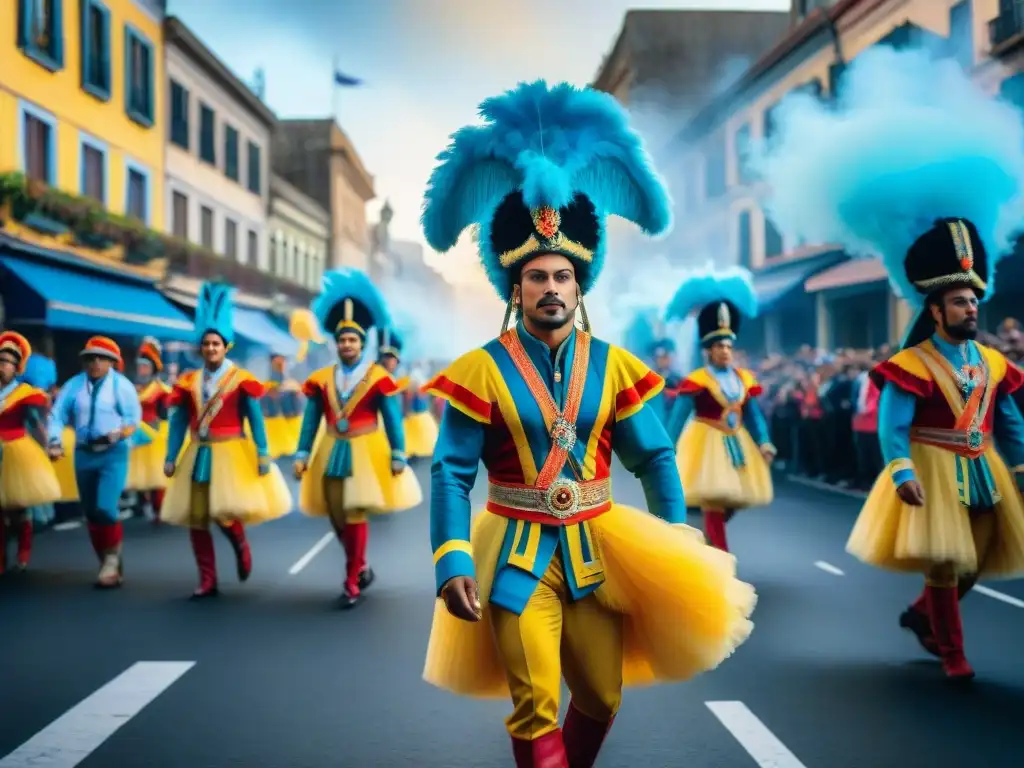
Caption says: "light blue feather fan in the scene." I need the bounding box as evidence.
[421,80,672,300]
[194,282,235,346]
[664,265,758,323]
[311,268,392,338]
[749,46,1024,306]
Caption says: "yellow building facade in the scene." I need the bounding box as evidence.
[0,0,165,229]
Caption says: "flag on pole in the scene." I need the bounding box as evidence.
[334,69,363,87]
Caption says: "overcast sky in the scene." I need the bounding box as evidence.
[167,0,790,282]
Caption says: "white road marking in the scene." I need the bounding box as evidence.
[288,532,335,575]
[974,585,1024,609]
[706,701,809,768]
[814,560,844,576]
[0,661,195,768]
[52,521,82,532]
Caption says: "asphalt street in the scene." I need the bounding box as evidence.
[2,460,1024,768]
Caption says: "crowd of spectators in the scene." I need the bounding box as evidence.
[743,319,1024,492]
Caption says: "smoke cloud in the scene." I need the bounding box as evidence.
[748,46,1024,303]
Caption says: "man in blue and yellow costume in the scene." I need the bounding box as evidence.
[0,332,61,573]
[263,354,302,459]
[665,269,774,552]
[48,337,142,588]
[162,283,292,599]
[294,270,419,609]
[127,337,170,523]
[378,326,440,459]
[419,81,756,767]
[754,47,1024,681]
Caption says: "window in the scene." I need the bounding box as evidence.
[828,62,846,102]
[21,103,56,184]
[247,229,257,265]
[124,25,154,127]
[224,218,238,260]
[125,163,149,223]
[247,141,261,194]
[763,103,780,140]
[80,0,110,100]
[734,123,753,185]
[704,131,727,199]
[200,206,214,248]
[764,215,784,259]
[171,191,188,239]
[17,0,64,71]
[272,231,284,275]
[80,137,105,202]
[296,243,307,285]
[948,2,973,70]
[224,126,239,181]
[199,104,216,165]
[737,210,752,268]
[169,80,189,149]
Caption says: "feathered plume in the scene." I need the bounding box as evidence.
[421,80,672,296]
[749,47,1024,305]
[194,282,235,346]
[311,268,392,337]
[289,309,324,363]
[664,264,758,322]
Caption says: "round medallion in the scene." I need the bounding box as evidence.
[337,418,350,433]
[550,416,577,452]
[544,480,581,519]
[968,429,983,450]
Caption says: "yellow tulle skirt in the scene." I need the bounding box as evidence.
[162,439,293,527]
[284,415,302,454]
[676,421,773,510]
[423,504,757,698]
[299,426,422,516]
[404,411,438,458]
[0,435,62,510]
[848,443,1024,578]
[127,422,168,492]
[52,427,79,502]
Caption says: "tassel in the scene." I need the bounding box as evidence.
[500,295,516,334]
[578,289,592,334]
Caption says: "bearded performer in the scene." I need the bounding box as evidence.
[162,283,293,599]
[48,337,141,588]
[127,337,170,523]
[0,332,61,573]
[754,47,1024,681]
[294,271,419,609]
[665,269,775,552]
[420,81,756,767]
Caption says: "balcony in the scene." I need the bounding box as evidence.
[165,248,316,304]
[990,2,1024,52]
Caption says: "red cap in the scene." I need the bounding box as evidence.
[81,336,124,371]
[0,331,32,375]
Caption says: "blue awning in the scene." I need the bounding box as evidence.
[0,254,194,340]
[753,250,848,310]
[233,306,299,357]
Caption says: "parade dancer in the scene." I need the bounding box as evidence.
[127,337,170,523]
[405,361,439,459]
[753,47,1024,680]
[649,337,681,426]
[262,354,295,460]
[294,271,418,609]
[0,332,61,573]
[420,81,755,767]
[665,269,775,552]
[162,283,292,599]
[47,337,141,588]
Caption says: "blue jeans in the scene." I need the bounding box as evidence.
[74,443,130,525]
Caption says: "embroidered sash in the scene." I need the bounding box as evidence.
[325,366,376,435]
[193,368,242,438]
[498,328,591,489]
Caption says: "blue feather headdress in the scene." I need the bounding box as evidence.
[664,265,757,348]
[750,47,1024,318]
[311,268,392,340]
[421,80,672,302]
[194,282,235,346]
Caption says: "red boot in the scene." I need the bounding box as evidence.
[339,521,368,608]
[16,515,32,570]
[217,521,252,582]
[189,528,218,599]
[703,509,729,551]
[151,490,165,525]
[899,590,939,657]
[511,730,569,768]
[563,702,614,768]
[926,585,975,680]
[88,522,123,588]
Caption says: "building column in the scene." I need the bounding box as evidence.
[815,292,831,351]
[764,313,781,355]
[890,294,913,346]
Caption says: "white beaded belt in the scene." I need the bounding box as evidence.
[487,477,611,521]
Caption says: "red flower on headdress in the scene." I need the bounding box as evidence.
[532,206,560,240]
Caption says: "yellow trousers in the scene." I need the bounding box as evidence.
[490,553,623,740]
[324,478,368,524]
[927,510,996,587]
[187,483,212,529]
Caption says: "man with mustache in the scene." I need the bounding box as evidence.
[419,80,755,767]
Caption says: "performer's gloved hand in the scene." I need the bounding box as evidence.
[257,455,270,477]
[760,444,777,464]
[46,443,63,461]
[441,576,482,622]
[896,479,925,507]
[293,459,307,480]
[163,461,176,478]
[390,459,405,476]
